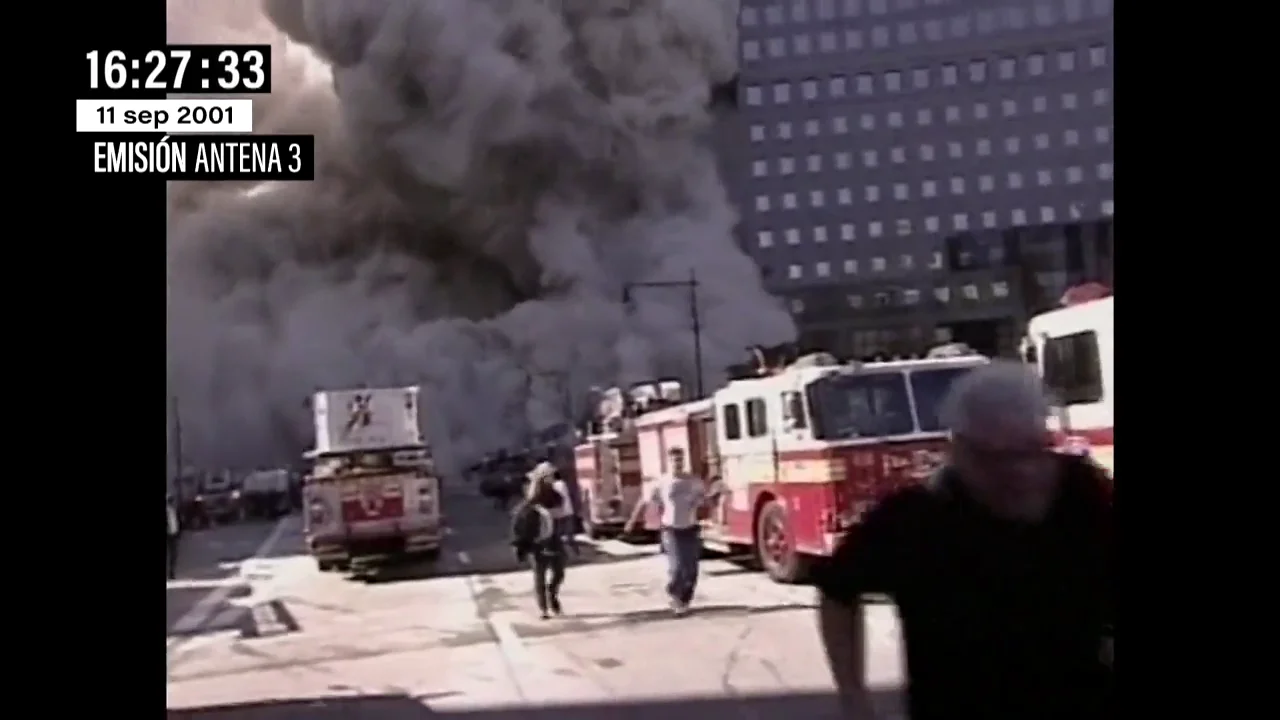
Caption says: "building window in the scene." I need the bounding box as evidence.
[1007,171,1023,189]
[945,105,961,123]
[745,86,762,105]
[1040,206,1056,223]
[1094,125,1111,144]
[872,256,887,271]
[847,293,863,308]
[782,192,798,209]
[1089,45,1108,67]
[789,298,805,315]
[869,222,884,238]
[794,34,812,55]
[749,124,766,142]
[802,78,819,99]
[743,41,761,61]
[978,175,994,192]
[1092,87,1110,106]
[1098,162,1113,180]
[810,190,825,207]
[950,14,971,37]
[1057,49,1076,72]
[870,0,888,14]
[917,108,933,125]
[779,156,795,175]
[1011,208,1027,225]
[820,31,839,51]
[1062,92,1078,110]
[949,176,966,194]
[934,286,951,303]
[1004,136,1021,154]
[900,254,915,270]
[1002,99,1018,117]
[754,195,771,212]
[941,64,958,86]
[977,9,997,33]
[962,284,979,300]
[894,183,909,200]
[1064,0,1084,19]
[787,264,803,280]
[948,141,963,159]
[1064,128,1080,146]
[1026,53,1045,76]
[773,82,791,103]
[844,29,862,49]
[860,113,876,130]
[924,19,943,40]
[777,121,793,140]
[830,75,848,97]
[924,216,940,232]
[832,116,849,134]
[807,154,823,172]
[896,219,913,236]
[1034,2,1057,25]
[888,111,904,128]
[862,149,879,167]
[898,22,918,43]
[768,38,786,57]
[968,59,987,83]
[866,185,881,202]
[912,67,930,89]
[785,228,801,245]
[953,213,969,231]
[751,160,767,177]
[1006,6,1027,28]
[982,210,998,228]
[890,146,906,163]
[757,230,774,247]
[835,151,852,169]
[837,187,853,204]
[843,258,858,273]
[765,5,784,24]
[974,102,990,120]
[1102,199,1113,216]
[992,281,1009,298]
[856,74,874,95]
[804,119,821,137]
[1037,169,1053,186]
[976,138,991,156]
[1066,166,1083,183]
[884,71,902,92]
[741,7,758,26]
[816,261,831,277]
[1032,96,1048,113]
[841,223,856,241]
[817,0,837,19]
[929,251,944,269]
[998,57,1016,79]
[1034,133,1050,149]
[922,179,937,197]
[872,26,890,47]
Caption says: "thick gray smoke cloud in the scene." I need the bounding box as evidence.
[166,0,795,476]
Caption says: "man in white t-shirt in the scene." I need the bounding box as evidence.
[625,446,708,615]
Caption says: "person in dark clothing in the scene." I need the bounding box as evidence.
[510,470,569,619]
[814,362,1113,720]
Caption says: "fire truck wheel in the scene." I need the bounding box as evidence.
[755,499,807,584]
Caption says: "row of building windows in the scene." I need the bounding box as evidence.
[742,0,1112,31]
[785,281,1012,315]
[744,28,1110,77]
[752,162,1114,213]
[743,47,1109,106]
[748,130,1112,181]
[757,199,1115,249]
[748,92,1110,141]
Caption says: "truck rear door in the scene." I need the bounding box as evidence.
[338,474,407,523]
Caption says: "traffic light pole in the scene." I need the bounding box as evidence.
[621,270,705,399]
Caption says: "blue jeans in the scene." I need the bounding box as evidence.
[660,526,701,605]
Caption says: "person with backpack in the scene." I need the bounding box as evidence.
[510,464,570,619]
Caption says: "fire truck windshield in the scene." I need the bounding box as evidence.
[806,372,914,440]
[909,366,979,433]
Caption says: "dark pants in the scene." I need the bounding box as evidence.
[531,552,566,614]
[166,533,180,579]
[660,526,701,606]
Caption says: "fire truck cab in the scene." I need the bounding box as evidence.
[303,386,444,574]
[1023,292,1115,477]
[634,352,988,583]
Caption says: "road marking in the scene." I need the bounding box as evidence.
[487,613,528,664]
[167,516,292,654]
[456,551,471,565]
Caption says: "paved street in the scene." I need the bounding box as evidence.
[166,488,907,719]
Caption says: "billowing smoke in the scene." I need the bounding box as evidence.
[166,0,795,477]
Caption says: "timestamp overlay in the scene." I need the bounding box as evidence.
[79,45,315,181]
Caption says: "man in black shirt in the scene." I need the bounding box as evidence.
[815,362,1113,720]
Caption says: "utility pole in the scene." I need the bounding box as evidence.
[170,395,185,497]
[621,270,704,398]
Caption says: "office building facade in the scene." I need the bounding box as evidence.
[734,0,1113,357]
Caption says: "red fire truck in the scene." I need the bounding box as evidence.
[632,352,988,583]
[303,387,444,574]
